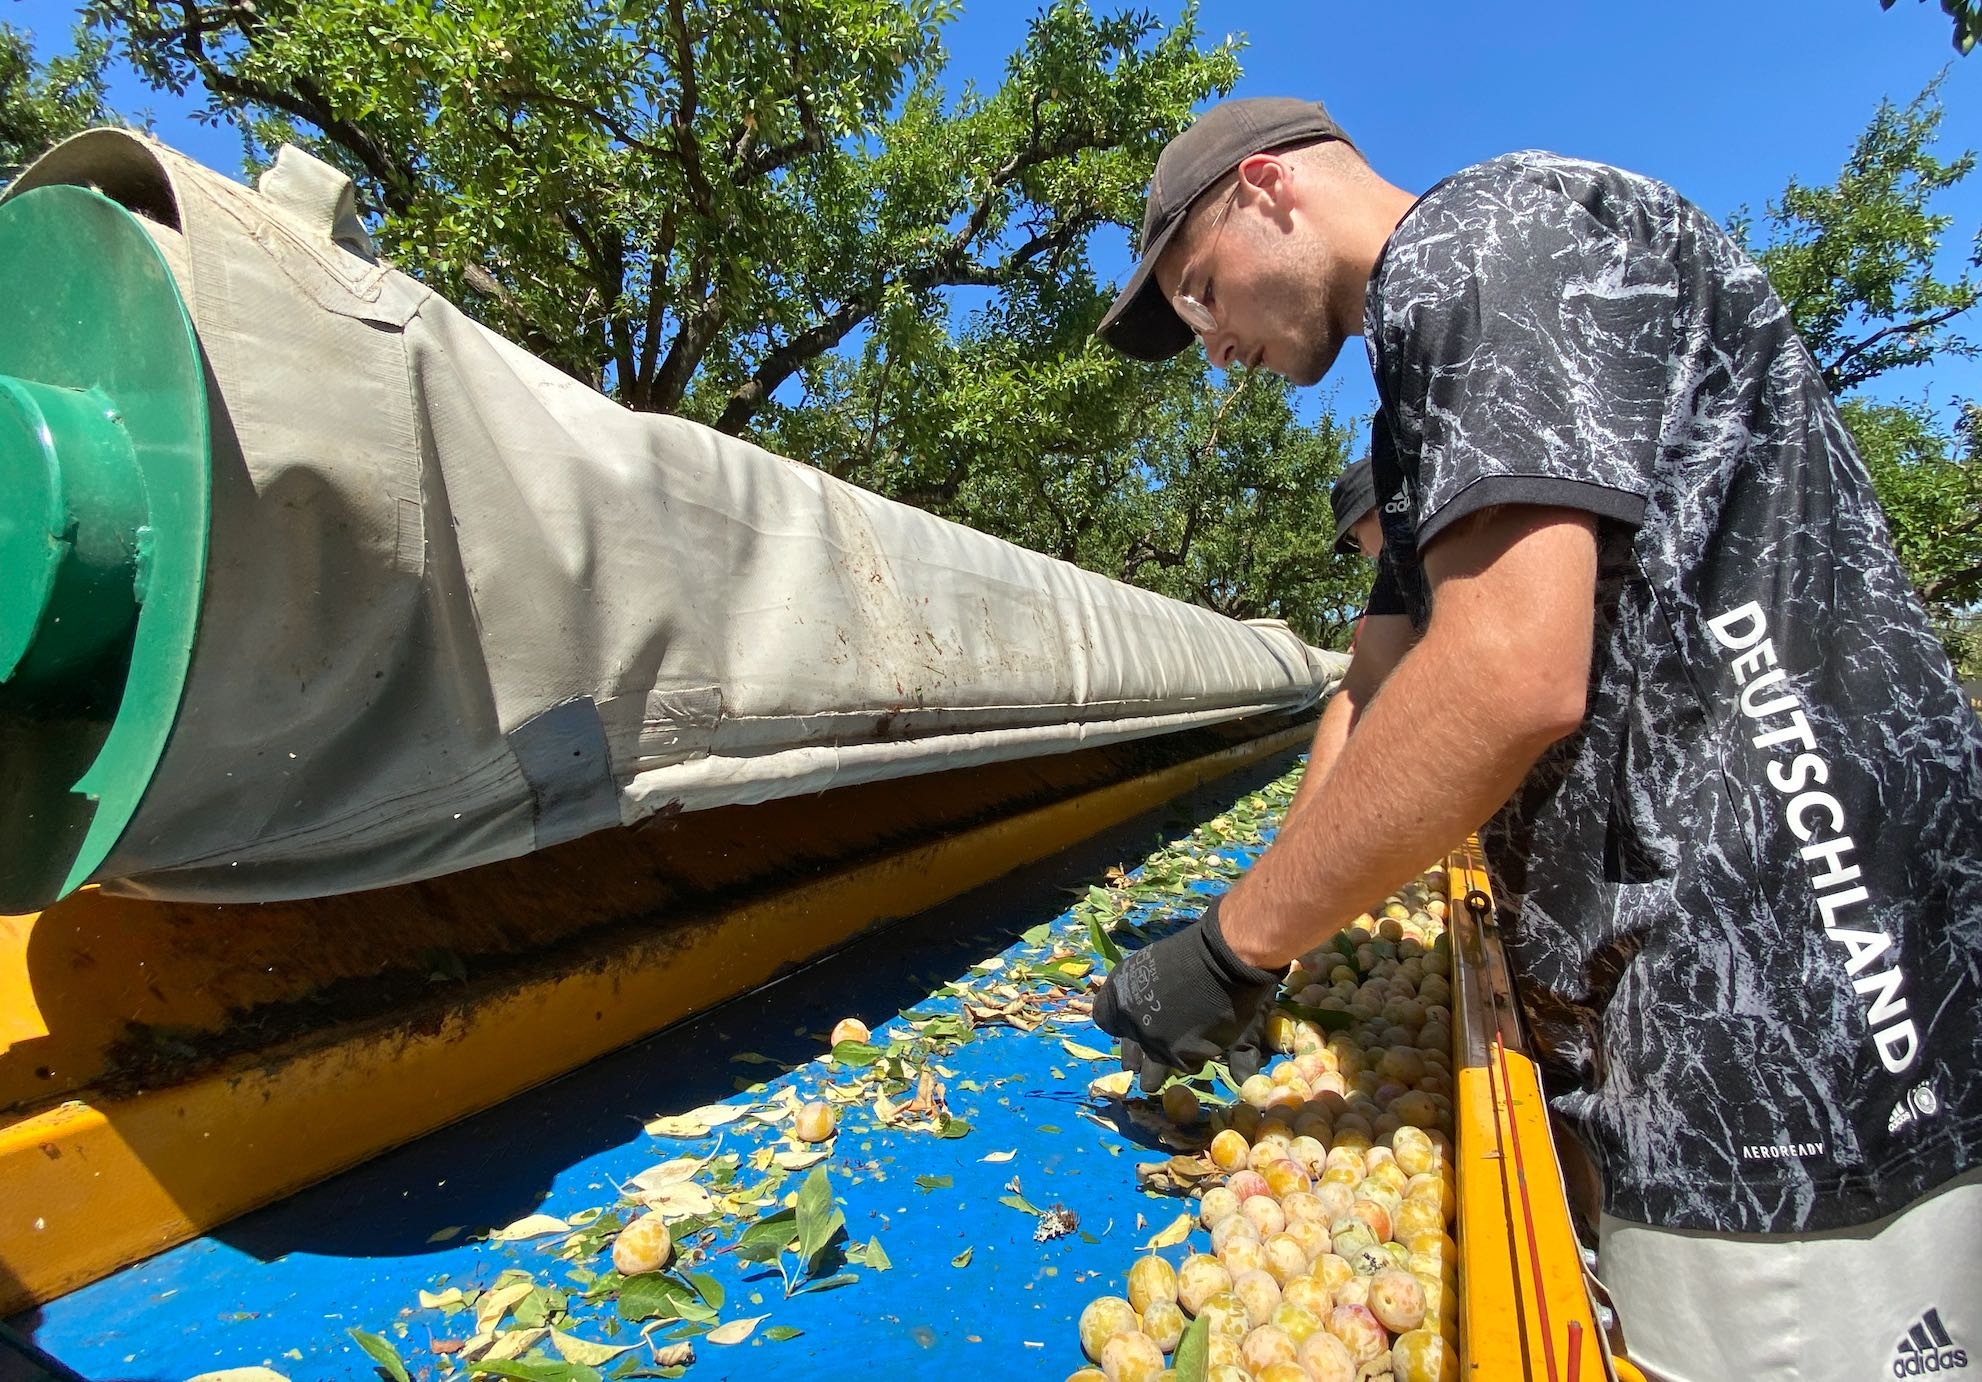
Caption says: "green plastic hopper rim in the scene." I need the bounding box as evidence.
[0,184,209,911]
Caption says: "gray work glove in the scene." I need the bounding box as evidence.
[1091,897,1286,1092]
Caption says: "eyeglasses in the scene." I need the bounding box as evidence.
[1169,182,1240,339]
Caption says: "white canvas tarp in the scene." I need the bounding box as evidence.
[9,132,1342,902]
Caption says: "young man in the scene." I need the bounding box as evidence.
[1090,97,1982,1379]
[1290,456,1387,800]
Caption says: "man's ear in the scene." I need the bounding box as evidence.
[1236,152,1296,211]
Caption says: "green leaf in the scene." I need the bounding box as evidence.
[684,1272,724,1310]
[763,1325,804,1341]
[1084,911,1123,970]
[347,1328,411,1382]
[514,1285,566,1329]
[862,1236,892,1271]
[1274,997,1355,1032]
[998,1192,1042,1216]
[936,1116,972,1139]
[796,1168,831,1253]
[831,1040,885,1068]
[792,1272,860,1295]
[1171,1312,1210,1382]
[913,1174,952,1192]
[1036,958,1093,984]
[613,1275,714,1325]
[1020,922,1054,945]
[734,1207,798,1257]
[613,1275,675,1323]
[468,1361,602,1382]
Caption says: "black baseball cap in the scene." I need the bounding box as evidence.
[1096,97,1356,361]
[1330,456,1377,555]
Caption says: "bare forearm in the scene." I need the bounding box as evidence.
[1218,509,1597,969]
[1220,630,1557,965]
[1284,690,1355,825]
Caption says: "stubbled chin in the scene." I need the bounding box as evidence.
[1294,334,1345,387]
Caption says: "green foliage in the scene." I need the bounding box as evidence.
[1879,0,1981,55]
[1731,78,1979,397]
[1845,398,1982,675]
[1738,79,1982,676]
[90,0,1239,428]
[0,22,113,178]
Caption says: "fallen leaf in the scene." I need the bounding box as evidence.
[475,1281,538,1332]
[705,1315,769,1346]
[1143,1212,1194,1250]
[979,1149,1017,1163]
[481,1326,548,1362]
[1060,1038,1113,1062]
[951,1246,973,1268]
[1087,1070,1135,1098]
[425,1225,463,1243]
[345,1330,409,1382]
[831,1039,885,1068]
[773,1148,831,1171]
[906,1069,941,1117]
[639,1181,715,1219]
[489,1213,570,1242]
[644,1102,751,1137]
[1172,1312,1210,1382]
[628,1157,707,1192]
[549,1329,637,1365]
[418,1287,469,1310]
[1134,1154,1219,1196]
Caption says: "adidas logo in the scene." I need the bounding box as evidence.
[1891,1307,1968,1376]
[1889,1080,1942,1135]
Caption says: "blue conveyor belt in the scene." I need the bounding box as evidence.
[6,756,1301,1382]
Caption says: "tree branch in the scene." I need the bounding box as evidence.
[1823,301,1976,393]
[162,0,417,214]
[662,0,714,216]
[631,208,677,410]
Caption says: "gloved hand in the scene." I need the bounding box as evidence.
[1091,897,1288,1092]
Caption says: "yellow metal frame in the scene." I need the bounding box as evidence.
[0,722,1313,1315]
[1448,841,1644,1382]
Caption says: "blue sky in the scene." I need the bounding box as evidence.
[11,0,1979,435]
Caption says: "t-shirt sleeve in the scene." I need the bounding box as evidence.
[1375,169,1667,547]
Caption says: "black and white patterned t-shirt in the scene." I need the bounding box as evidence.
[1363,151,1982,1234]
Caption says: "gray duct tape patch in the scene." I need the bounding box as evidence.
[511,696,622,848]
